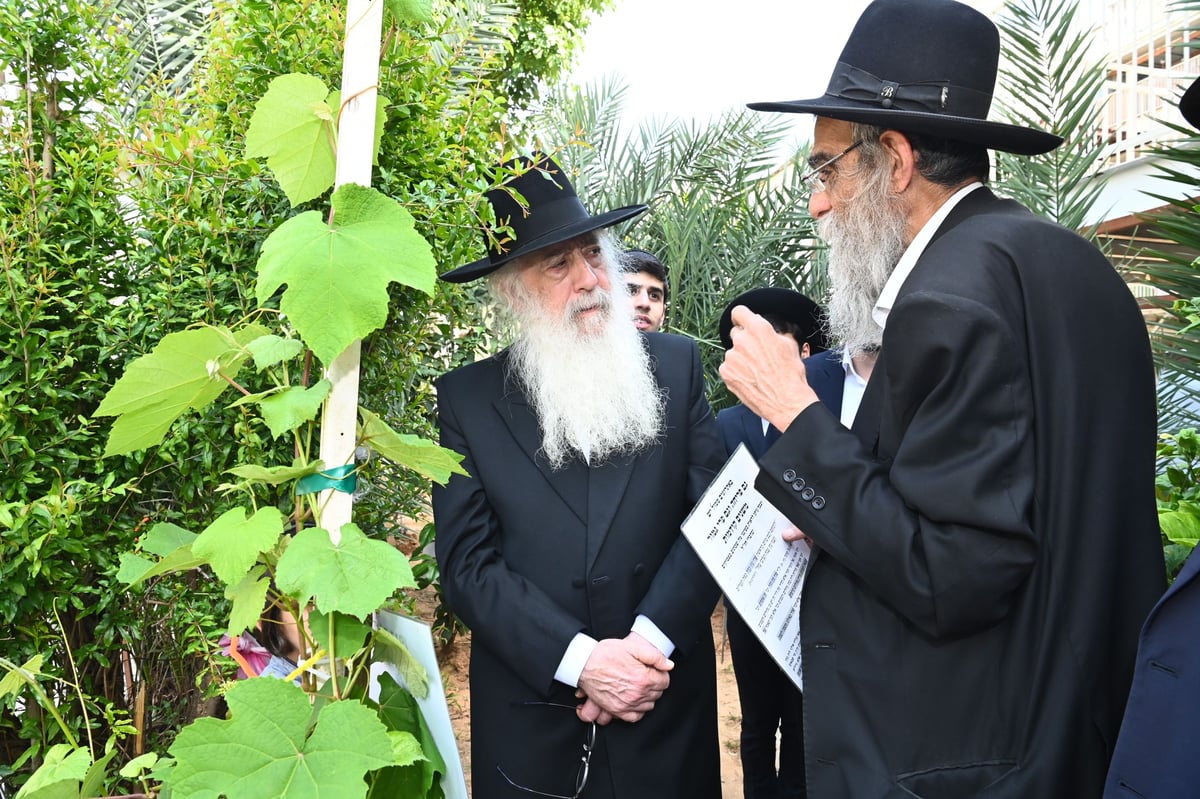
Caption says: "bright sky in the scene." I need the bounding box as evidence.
[569,0,1000,146]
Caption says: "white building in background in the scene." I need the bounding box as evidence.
[1051,0,1200,274]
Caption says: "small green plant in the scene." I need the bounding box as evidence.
[1155,427,1200,581]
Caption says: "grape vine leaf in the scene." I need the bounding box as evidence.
[117,546,207,588]
[225,566,271,638]
[245,74,337,206]
[140,522,197,556]
[275,523,415,619]
[371,626,429,699]
[225,459,323,487]
[309,609,372,656]
[244,334,305,371]
[359,408,466,484]
[255,183,436,367]
[385,0,433,24]
[370,673,446,799]
[168,678,393,799]
[96,326,255,457]
[193,507,285,586]
[259,379,331,438]
[14,743,89,799]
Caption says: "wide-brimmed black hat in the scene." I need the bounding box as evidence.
[747,0,1061,156]
[439,153,648,283]
[1181,77,1200,129]
[719,288,828,351]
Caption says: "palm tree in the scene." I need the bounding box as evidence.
[527,76,823,406]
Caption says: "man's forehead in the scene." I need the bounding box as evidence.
[810,117,857,163]
[626,271,664,289]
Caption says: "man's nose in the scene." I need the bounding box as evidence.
[808,188,832,219]
[572,252,600,290]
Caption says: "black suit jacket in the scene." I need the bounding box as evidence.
[432,332,724,799]
[1104,548,1200,798]
[757,188,1165,798]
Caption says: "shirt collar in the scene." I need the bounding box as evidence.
[872,182,983,329]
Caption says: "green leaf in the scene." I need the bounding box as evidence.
[15,744,89,799]
[226,566,271,637]
[80,749,118,799]
[372,673,446,798]
[1160,509,1200,547]
[384,0,433,24]
[387,730,426,767]
[309,609,372,656]
[119,752,159,780]
[371,626,429,699]
[117,546,207,587]
[245,73,336,206]
[359,408,467,484]
[193,507,285,585]
[244,335,305,371]
[0,654,43,699]
[255,184,437,366]
[275,523,415,619]
[259,379,331,438]
[96,326,251,456]
[226,459,324,486]
[140,522,198,556]
[168,678,393,799]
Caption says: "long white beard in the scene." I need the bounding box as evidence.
[819,162,907,357]
[507,277,665,470]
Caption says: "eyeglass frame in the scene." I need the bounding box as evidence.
[800,140,864,194]
[495,701,598,799]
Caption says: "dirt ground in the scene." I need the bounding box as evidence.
[417,587,745,798]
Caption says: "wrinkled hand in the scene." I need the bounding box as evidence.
[719,306,819,432]
[781,524,812,545]
[575,633,672,725]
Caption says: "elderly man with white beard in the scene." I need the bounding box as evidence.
[720,1,1165,797]
[432,153,724,799]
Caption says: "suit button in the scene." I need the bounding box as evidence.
[633,563,645,576]
[783,469,797,483]
[791,477,807,492]
[801,487,816,501]
[811,496,826,510]
[571,578,585,589]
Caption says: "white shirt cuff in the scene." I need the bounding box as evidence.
[632,614,676,658]
[554,633,598,687]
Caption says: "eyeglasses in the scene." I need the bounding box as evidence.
[496,702,597,799]
[800,141,863,193]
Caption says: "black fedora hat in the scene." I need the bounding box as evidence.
[439,153,648,283]
[1181,77,1200,129]
[719,288,828,351]
[747,0,1061,156]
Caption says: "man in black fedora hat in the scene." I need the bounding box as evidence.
[720,0,1165,796]
[715,287,830,799]
[433,153,723,798]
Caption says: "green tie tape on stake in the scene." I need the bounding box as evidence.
[296,464,357,495]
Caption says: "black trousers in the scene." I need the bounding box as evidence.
[726,600,807,799]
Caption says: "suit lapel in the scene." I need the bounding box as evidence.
[586,452,637,570]
[492,384,589,526]
[851,348,885,453]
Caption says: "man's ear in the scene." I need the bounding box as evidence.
[879,130,917,193]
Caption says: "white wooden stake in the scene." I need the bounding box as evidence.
[318,0,383,544]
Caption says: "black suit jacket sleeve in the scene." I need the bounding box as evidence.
[758,290,1038,638]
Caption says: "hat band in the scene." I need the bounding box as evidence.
[827,61,992,118]
[488,194,590,262]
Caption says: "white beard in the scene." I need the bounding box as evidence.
[505,269,665,470]
[819,161,908,357]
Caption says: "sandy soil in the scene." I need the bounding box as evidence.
[418,588,745,799]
